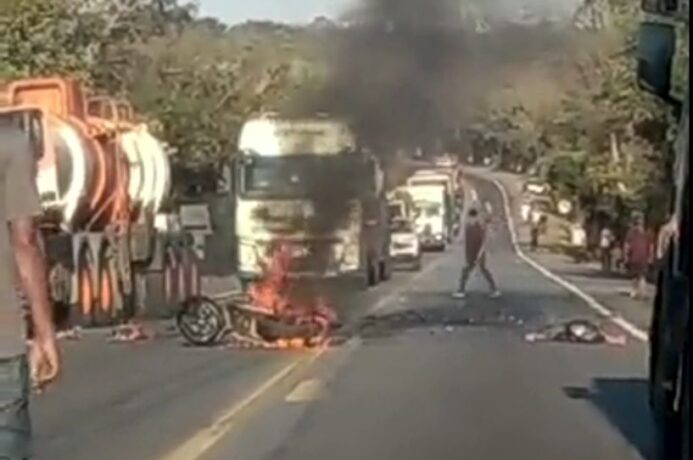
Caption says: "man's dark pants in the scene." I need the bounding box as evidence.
[0,355,31,460]
[459,253,498,292]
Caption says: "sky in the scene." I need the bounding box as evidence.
[196,0,356,24]
[196,0,582,25]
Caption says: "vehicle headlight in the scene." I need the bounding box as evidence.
[341,242,360,269]
[238,241,260,271]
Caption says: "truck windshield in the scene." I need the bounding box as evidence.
[415,202,442,217]
[410,179,448,189]
[239,154,371,199]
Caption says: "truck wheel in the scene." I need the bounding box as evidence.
[140,271,174,319]
[179,250,201,301]
[163,249,179,307]
[379,258,392,282]
[74,247,96,327]
[95,257,117,327]
[411,257,422,272]
[367,259,378,287]
[188,257,201,297]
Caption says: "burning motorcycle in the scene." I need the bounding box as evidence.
[176,244,338,348]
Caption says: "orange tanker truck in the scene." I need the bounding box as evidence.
[0,78,200,327]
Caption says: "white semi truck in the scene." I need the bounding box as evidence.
[407,184,450,251]
[234,116,391,288]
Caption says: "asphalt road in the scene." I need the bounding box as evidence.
[200,176,655,460]
[32,175,655,460]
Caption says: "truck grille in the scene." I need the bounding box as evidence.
[279,240,338,273]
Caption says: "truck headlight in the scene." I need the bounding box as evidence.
[341,242,360,269]
[238,241,260,271]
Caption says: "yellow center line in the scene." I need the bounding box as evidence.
[160,223,457,459]
[159,347,326,460]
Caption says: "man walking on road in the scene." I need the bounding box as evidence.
[453,207,501,299]
[1,124,60,459]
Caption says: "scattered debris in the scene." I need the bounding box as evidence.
[109,322,154,343]
[57,327,82,341]
[525,319,626,346]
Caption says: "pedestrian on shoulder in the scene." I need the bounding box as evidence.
[0,125,61,460]
[453,207,501,299]
[599,226,614,273]
[624,214,651,299]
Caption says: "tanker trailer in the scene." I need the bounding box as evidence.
[0,78,198,327]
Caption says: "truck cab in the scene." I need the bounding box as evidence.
[407,184,450,251]
[234,116,390,287]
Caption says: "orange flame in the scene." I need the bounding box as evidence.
[247,242,337,348]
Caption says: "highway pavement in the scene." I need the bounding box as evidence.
[32,176,655,460]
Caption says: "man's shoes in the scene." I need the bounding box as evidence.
[489,290,502,299]
[452,291,467,299]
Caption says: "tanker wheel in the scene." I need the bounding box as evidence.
[178,250,201,303]
[188,256,201,298]
[95,255,117,327]
[163,249,179,307]
[75,248,96,327]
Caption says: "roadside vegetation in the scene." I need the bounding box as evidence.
[0,0,687,235]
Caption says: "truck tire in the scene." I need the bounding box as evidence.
[367,259,378,287]
[410,257,422,272]
[139,270,175,319]
[379,258,392,282]
[179,250,201,301]
[94,255,117,327]
[163,249,179,307]
[74,246,96,327]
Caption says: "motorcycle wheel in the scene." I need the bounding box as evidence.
[176,296,227,346]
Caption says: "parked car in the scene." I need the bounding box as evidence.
[389,218,422,271]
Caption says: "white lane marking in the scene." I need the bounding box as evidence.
[488,177,649,342]
[285,379,325,403]
[163,243,453,458]
[367,256,448,315]
[470,188,479,202]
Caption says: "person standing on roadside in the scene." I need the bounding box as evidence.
[624,214,651,299]
[453,207,501,299]
[599,226,615,273]
[1,125,60,460]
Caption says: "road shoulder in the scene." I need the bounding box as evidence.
[465,166,652,340]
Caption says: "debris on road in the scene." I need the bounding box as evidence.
[57,327,82,341]
[109,322,155,343]
[525,319,626,346]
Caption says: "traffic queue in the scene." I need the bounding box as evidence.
[386,156,465,272]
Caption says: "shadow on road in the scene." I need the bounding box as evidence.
[564,378,655,460]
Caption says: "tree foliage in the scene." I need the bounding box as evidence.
[0,0,684,218]
[0,0,317,191]
[468,0,683,231]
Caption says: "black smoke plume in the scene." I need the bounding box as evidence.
[315,0,470,156]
